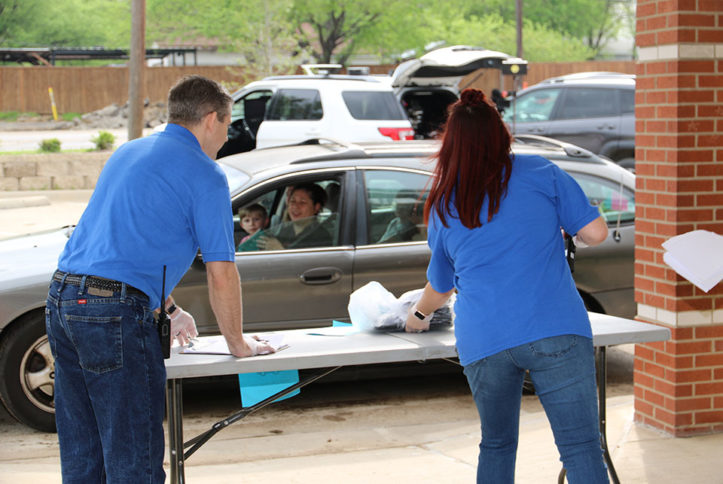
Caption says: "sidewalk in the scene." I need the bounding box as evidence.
[1,192,722,483]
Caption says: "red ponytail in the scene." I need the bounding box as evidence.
[425,88,512,229]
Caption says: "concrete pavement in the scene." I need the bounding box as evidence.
[1,191,722,483]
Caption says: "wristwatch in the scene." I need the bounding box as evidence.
[413,308,428,321]
[166,303,177,315]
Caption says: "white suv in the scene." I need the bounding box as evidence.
[218,76,415,157]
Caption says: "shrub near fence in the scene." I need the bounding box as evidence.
[0,61,635,115]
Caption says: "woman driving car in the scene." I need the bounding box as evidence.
[257,183,332,250]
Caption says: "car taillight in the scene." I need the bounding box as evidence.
[378,127,416,141]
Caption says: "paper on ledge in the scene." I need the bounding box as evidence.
[179,334,286,355]
[662,230,723,293]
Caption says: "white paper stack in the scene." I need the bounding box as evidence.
[662,230,723,293]
[179,333,286,355]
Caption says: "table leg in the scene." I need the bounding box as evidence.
[596,346,620,484]
[166,378,185,484]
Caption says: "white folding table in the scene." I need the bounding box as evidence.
[164,313,670,484]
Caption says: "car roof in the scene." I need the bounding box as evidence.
[218,136,613,179]
[234,75,393,96]
[535,71,636,88]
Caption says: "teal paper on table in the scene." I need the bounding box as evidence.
[332,320,352,327]
[238,370,300,407]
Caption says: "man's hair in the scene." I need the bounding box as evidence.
[167,75,232,126]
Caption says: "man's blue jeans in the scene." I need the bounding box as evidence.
[46,277,166,484]
[463,334,609,484]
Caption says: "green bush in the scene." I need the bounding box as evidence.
[39,138,61,153]
[91,130,115,151]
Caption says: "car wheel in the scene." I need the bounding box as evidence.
[0,311,56,432]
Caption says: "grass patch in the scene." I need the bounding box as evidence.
[0,111,21,121]
[61,112,82,121]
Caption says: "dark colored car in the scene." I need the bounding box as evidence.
[0,136,634,432]
[503,72,636,170]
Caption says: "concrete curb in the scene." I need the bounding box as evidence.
[0,195,50,209]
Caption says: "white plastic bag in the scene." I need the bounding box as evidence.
[348,282,455,332]
[347,281,401,331]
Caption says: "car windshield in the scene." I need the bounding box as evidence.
[219,163,251,193]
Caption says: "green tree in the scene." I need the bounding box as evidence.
[289,0,418,65]
[148,0,302,80]
[0,0,128,48]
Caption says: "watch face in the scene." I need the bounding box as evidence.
[414,310,426,320]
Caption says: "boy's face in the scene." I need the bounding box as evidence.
[241,212,266,234]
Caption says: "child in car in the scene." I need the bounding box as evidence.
[237,204,268,250]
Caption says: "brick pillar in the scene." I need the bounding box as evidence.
[634,0,723,436]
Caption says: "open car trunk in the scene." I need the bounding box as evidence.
[399,89,458,139]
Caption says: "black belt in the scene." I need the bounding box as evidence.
[53,271,146,297]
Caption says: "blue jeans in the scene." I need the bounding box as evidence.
[46,277,166,484]
[463,334,608,484]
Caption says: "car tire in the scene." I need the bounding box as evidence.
[0,311,56,433]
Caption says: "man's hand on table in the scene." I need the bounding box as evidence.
[227,335,276,357]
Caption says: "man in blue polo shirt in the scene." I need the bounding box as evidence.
[45,75,273,483]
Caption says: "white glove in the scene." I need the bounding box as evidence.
[244,335,275,356]
[405,305,432,333]
[170,308,198,346]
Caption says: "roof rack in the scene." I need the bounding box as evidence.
[513,134,597,160]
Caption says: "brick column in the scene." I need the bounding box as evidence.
[634,0,723,436]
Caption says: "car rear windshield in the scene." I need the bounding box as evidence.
[342,91,407,120]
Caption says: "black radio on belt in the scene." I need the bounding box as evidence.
[158,265,171,359]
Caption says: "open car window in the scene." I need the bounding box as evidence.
[363,169,430,245]
[568,171,635,225]
[234,177,342,252]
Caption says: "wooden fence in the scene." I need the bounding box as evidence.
[0,61,635,115]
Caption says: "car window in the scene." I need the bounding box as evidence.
[503,88,561,123]
[568,171,635,224]
[231,90,272,123]
[235,177,341,252]
[555,88,618,120]
[342,91,407,120]
[266,89,323,121]
[620,88,635,114]
[363,169,430,244]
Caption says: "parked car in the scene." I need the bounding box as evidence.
[218,45,525,156]
[388,45,521,139]
[0,136,634,432]
[217,75,415,157]
[502,72,636,170]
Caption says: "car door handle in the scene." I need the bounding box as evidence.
[300,267,342,285]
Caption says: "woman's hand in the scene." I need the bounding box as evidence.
[257,235,284,251]
[405,306,431,333]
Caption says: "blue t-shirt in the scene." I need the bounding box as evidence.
[58,124,235,309]
[426,154,601,366]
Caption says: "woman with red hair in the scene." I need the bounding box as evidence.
[406,89,610,483]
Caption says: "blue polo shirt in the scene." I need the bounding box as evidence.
[58,124,235,309]
[426,154,601,366]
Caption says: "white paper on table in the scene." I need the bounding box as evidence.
[179,333,286,355]
[662,230,723,293]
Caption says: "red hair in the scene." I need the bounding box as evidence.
[425,88,512,229]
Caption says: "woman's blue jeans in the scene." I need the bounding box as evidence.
[46,278,166,484]
[463,334,609,484]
